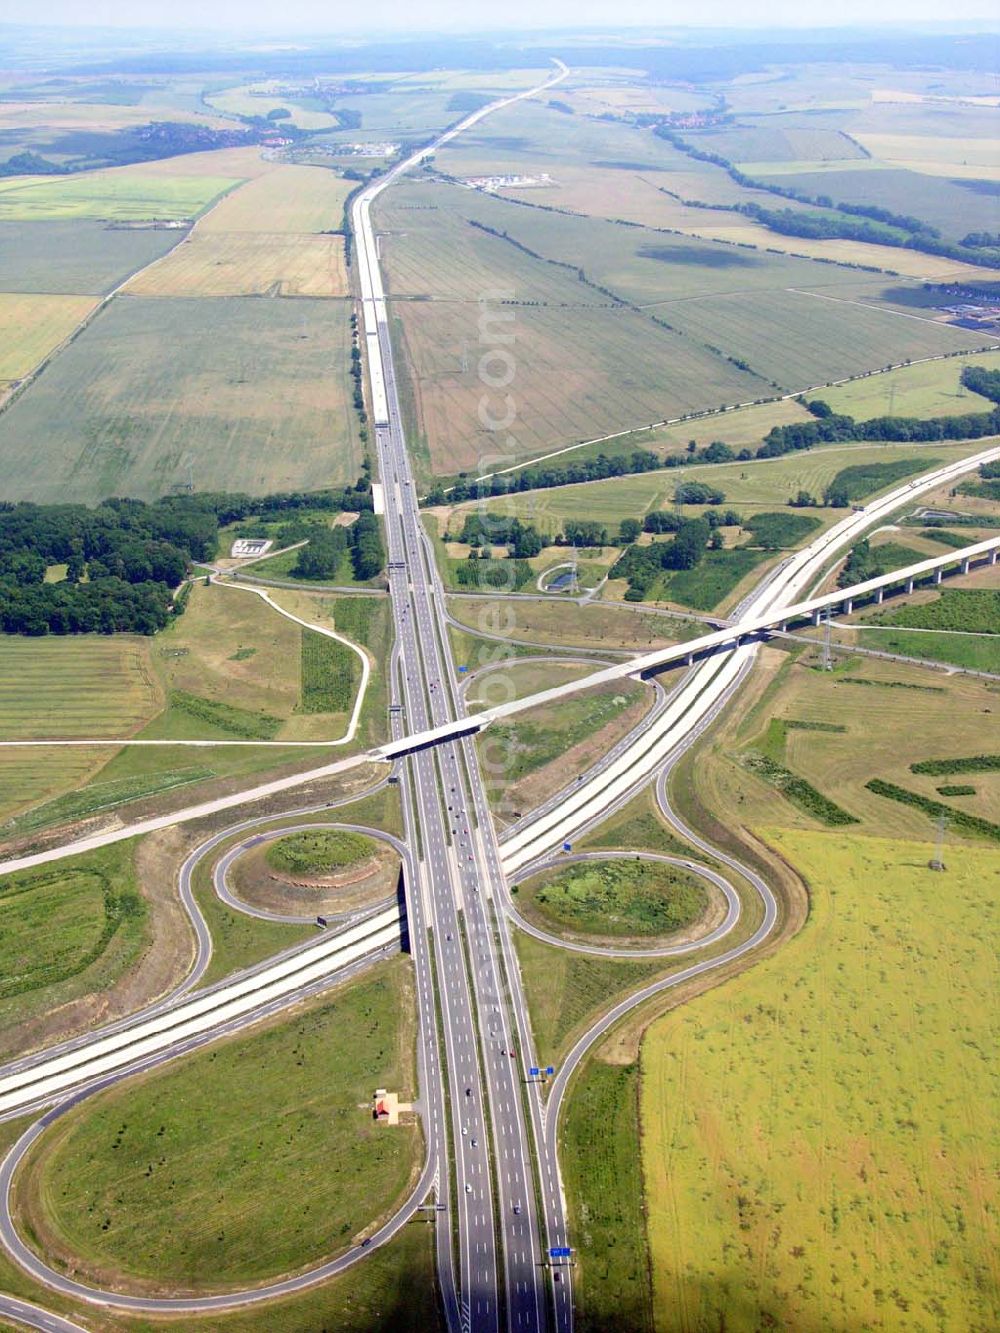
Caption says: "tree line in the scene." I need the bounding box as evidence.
[0,477,375,636]
[757,401,1000,460]
[651,125,1000,270]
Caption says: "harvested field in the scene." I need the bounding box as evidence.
[127,231,348,297]
[684,217,990,280]
[854,132,1000,178]
[198,165,353,234]
[125,146,273,179]
[0,294,360,502]
[0,220,183,295]
[393,298,758,475]
[0,636,159,741]
[0,635,160,824]
[207,83,339,131]
[0,292,96,378]
[696,648,1000,840]
[448,595,692,652]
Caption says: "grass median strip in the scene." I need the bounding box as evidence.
[561,1059,653,1333]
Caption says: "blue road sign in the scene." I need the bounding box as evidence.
[458,665,468,673]
[562,842,572,852]
[545,1066,555,1075]
[549,1247,572,1258]
[529,1067,539,1076]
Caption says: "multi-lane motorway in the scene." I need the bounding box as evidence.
[353,60,573,1332]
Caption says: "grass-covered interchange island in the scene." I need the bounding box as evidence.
[14,958,421,1291]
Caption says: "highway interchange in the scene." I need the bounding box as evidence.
[0,61,999,1333]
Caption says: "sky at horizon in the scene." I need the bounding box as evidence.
[2,2,1000,34]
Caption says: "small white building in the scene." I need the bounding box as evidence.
[230,538,273,559]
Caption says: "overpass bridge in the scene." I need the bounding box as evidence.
[376,533,1000,762]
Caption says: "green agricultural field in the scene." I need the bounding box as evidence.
[854,587,1000,672]
[822,351,1000,418]
[698,123,869,165]
[869,587,1000,633]
[392,293,759,477]
[299,630,359,714]
[0,295,360,503]
[0,841,147,1062]
[642,831,999,1333]
[758,165,1000,245]
[19,959,419,1288]
[827,455,939,502]
[661,288,982,390]
[516,858,708,940]
[0,170,237,221]
[266,829,376,876]
[380,177,880,308]
[861,626,1000,673]
[268,591,392,750]
[742,510,822,548]
[0,220,182,295]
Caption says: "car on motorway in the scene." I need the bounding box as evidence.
[513,1204,521,1214]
